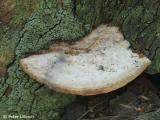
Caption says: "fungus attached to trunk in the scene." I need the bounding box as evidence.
[20,25,151,96]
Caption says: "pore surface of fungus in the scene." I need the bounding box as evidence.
[20,25,151,96]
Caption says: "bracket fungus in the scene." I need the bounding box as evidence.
[20,25,151,96]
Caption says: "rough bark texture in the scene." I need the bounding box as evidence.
[0,0,160,119]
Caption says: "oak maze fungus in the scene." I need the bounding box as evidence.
[20,25,151,96]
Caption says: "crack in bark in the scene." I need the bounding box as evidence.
[3,25,28,81]
[34,84,45,93]
[35,17,62,47]
[29,95,36,114]
[151,47,160,61]
[35,10,66,47]
[2,85,13,97]
[72,0,77,17]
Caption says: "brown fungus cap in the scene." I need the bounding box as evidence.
[20,25,151,96]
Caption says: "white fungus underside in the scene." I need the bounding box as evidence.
[20,26,151,95]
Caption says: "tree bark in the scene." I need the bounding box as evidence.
[0,0,160,119]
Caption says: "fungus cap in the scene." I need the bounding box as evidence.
[20,25,151,96]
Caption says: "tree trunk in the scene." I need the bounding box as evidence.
[0,0,160,119]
